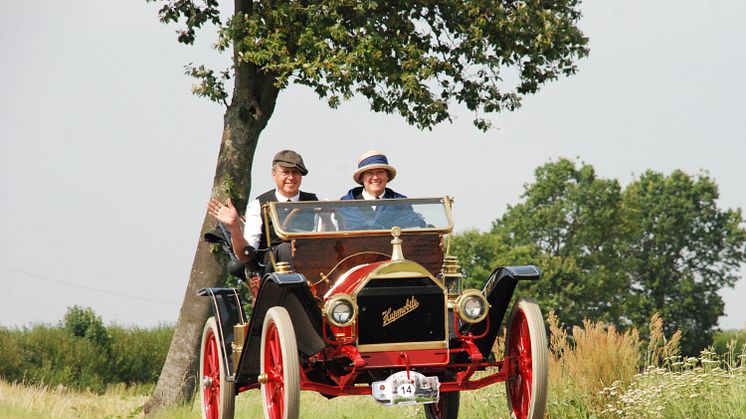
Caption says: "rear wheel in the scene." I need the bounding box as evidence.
[505,298,548,419]
[424,391,460,419]
[260,307,300,419]
[200,317,235,419]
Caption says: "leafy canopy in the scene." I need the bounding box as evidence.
[63,305,111,348]
[493,159,629,327]
[452,158,746,354]
[148,0,588,130]
[622,169,746,352]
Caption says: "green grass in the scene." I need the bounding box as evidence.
[0,377,515,419]
[600,355,746,418]
[5,360,744,419]
[2,317,745,418]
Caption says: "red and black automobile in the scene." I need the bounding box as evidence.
[199,197,548,419]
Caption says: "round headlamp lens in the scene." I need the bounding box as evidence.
[331,301,353,324]
[456,291,489,324]
[463,296,485,319]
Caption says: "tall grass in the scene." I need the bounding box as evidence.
[2,314,744,418]
[0,380,149,419]
[547,311,641,415]
[547,311,746,418]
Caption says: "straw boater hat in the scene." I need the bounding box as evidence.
[353,150,397,185]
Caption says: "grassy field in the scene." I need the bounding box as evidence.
[2,315,744,418]
[0,379,514,419]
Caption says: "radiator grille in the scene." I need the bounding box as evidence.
[357,278,446,346]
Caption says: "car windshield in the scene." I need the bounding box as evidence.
[268,197,454,237]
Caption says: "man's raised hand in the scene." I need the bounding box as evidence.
[207,198,240,228]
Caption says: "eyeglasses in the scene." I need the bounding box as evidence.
[362,169,388,178]
[273,168,301,178]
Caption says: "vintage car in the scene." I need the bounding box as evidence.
[198,197,548,419]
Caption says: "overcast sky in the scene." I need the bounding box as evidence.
[1,1,744,330]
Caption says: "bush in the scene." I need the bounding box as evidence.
[0,327,22,380]
[107,324,172,384]
[63,305,111,348]
[3,324,110,392]
[0,307,173,391]
[712,328,746,356]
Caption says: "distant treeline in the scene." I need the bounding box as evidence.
[0,306,172,393]
[451,158,746,355]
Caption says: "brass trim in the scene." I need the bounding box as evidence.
[231,323,248,373]
[319,251,390,285]
[262,204,277,270]
[352,259,450,346]
[275,261,292,274]
[274,228,450,240]
[454,289,490,324]
[324,294,358,327]
[382,295,420,327]
[357,340,448,353]
[268,197,455,241]
[352,260,447,295]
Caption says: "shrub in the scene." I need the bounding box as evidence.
[0,327,22,380]
[0,307,173,391]
[712,328,746,356]
[63,305,111,348]
[107,324,172,384]
[11,324,110,393]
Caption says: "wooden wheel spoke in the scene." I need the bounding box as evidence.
[200,317,235,419]
[505,300,548,419]
[261,307,299,419]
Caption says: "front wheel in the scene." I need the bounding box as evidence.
[200,317,235,419]
[505,297,548,419]
[260,306,300,419]
[424,391,460,419]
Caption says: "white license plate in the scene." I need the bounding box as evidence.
[371,371,440,407]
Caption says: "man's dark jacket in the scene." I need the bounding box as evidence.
[256,190,318,249]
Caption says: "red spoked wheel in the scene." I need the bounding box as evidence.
[260,307,300,419]
[424,391,460,419]
[505,298,548,419]
[200,317,235,419]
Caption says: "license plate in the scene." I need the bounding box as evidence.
[371,371,440,407]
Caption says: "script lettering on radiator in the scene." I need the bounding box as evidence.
[382,296,420,327]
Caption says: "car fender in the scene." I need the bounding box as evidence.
[461,265,542,358]
[234,271,325,383]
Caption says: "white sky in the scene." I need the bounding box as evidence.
[1,1,744,330]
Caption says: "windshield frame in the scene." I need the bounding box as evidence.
[266,196,455,240]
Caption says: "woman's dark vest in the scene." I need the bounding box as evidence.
[256,190,318,249]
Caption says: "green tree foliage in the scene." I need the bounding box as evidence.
[496,159,629,328]
[144,0,591,409]
[621,170,746,353]
[63,305,111,348]
[107,324,175,384]
[453,159,746,354]
[0,309,173,391]
[152,0,589,130]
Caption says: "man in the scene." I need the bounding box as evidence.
[339,150,425,230]
[207,150,317,273]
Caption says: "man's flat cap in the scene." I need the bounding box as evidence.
[272,149,308,175]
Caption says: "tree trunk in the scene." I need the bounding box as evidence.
[144,4,279,408]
